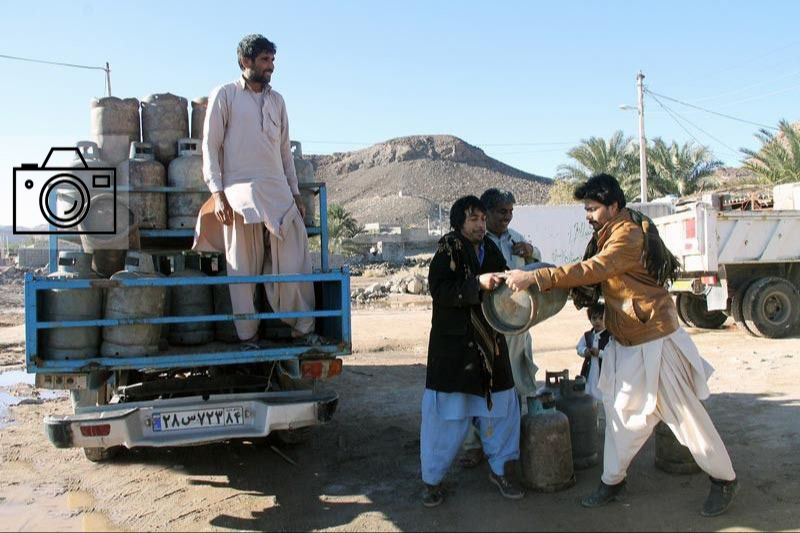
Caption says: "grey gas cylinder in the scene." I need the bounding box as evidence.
[168,269,214,345]
[116,142,167,229]
[291,141,317,226]
[558,376,599,469]
[101,252,167,357]
[655,421,702,474]
[40,252,102,360]
[167,138,209,229]
[536,369,569,408]
[141,93,189,166]
[520,392,576,492]
[90,96,141,166]
[482,262,568,335]
[191,97,208,140]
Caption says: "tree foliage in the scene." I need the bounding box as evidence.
[741,120,800,185]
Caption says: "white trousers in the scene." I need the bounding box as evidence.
[223,207,315,340]
[600,330,736,485]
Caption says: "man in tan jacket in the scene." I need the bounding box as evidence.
[505,174,737,517]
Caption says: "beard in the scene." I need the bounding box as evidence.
[246,69,271,84]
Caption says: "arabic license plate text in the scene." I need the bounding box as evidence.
[152,406,244,432]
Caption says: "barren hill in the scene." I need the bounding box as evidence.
[306,135,552,227]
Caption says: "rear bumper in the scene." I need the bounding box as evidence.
[44,389,338,450]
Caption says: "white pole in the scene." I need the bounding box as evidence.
[637,71,648,203]
[105,62,112,97]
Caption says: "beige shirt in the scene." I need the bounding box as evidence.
[202,76,299,200]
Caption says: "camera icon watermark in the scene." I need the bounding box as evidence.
[13,146,120,236]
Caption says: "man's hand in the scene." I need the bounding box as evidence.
[512,241,534,258]
[504,269,535,292]
[478,273,504,292]
[294,194,307,220]
[213,191,234,226]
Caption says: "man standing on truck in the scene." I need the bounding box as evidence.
[193,34,316,345]
[504,174,738,517]
[421,195,525,507]
[457,188,541,469]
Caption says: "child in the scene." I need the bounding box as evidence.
[576,303,610,402]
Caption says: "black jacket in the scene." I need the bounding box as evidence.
[579,329,611,378]
[425,231,514,397]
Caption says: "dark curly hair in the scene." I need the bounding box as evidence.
[237,34,277,70]
[449,195,486,232]
[574,173,627,210]
[587,302,605,320]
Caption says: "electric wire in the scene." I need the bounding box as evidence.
[646,89,779,131]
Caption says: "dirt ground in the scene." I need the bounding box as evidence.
[1,279,799,532]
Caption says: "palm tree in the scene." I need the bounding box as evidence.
[646,138,723,197]
[741,120,800,185]
[556,131,639,183]
[327,204,362,254]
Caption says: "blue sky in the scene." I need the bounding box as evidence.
[2,0,799,226]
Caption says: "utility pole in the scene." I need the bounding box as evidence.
[105,62,112,97]
[637,71,648,203]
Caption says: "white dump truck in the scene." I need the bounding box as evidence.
[654,183,800,338]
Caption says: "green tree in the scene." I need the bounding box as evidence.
[741,120,800,185]
[327,204,363,255]
[644,138,723,197]
[546,178,580,205]
[556,131,639,183]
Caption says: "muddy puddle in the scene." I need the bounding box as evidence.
[0,369,66,428]
[0,486,121,532]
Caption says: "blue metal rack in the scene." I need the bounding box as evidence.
[30,182,350,374]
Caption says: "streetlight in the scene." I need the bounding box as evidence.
[398,190,443,235]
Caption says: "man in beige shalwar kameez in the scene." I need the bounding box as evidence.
[506,174,738,518]
[193,34,315,344]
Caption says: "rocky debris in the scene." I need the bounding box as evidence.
[0,266,46,286]
[351,274,431,302]
[307,135,552,227]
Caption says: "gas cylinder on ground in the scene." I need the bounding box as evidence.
[655,421,701,474]
[558,375,599,469]
[482,262,568,335]
[116,143,167,229]
[168,269,214,345]
[167,138,209,229]
[290,141,317,226]
[141,93,189,166]
[191,97,208,139]
[520,392,576,492]
[101,252,167,357]
[90,96,141,166]
[40,252,102,360]
[536,369,569,407]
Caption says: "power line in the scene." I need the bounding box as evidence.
[0,53,107,72]
[682,38,800,84]
[685,67,800,103]
[647,92,741,157]
[646,89,779,131]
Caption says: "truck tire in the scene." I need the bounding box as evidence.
[675,294,691,327]
[683,293,728,330]
[742,277,800,339]
[730,283,756,336]
[273,427,313,445]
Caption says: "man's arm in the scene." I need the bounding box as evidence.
[278,96,301,197]
[202,86,227,194]
[428,251,502,307]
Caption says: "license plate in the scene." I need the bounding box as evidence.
[152,406,244,432]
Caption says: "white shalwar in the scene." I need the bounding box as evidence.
[598,327,736,485]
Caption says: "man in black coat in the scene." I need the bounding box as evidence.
[420,195,524,507]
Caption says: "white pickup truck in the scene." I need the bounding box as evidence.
[654,184,800,338]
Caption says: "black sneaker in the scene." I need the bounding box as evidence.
[488,471,525,500]
[581,479,627,508]
[422,483,444,508]
[702,477,739,517]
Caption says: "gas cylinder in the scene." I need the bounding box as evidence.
[141,93,189,166]
[101,252,167,357]
[40,252,102,360]
[167,138,209,229]
[655,421,701,474]
[291,141,317,226]
[520,392,576,492]
[191,97,208,139]
[116,142,167,229]
[90,96,141,166]
[482,262,568,335]
[168,269,214,345]
[558,376,599,469]
[536,369,569,407]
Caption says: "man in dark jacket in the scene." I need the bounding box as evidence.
[420,195,525,507]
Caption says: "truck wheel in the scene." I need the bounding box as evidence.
[273,427,313,445]
[84,446,120,462]
[742,277,800,339]
[675,294,691,327]
[683,293,728,329]
[730,283,757,336]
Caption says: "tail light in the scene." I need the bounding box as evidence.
[701,275,719,286]
[80,424,111,437]
[301,358,343,380]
